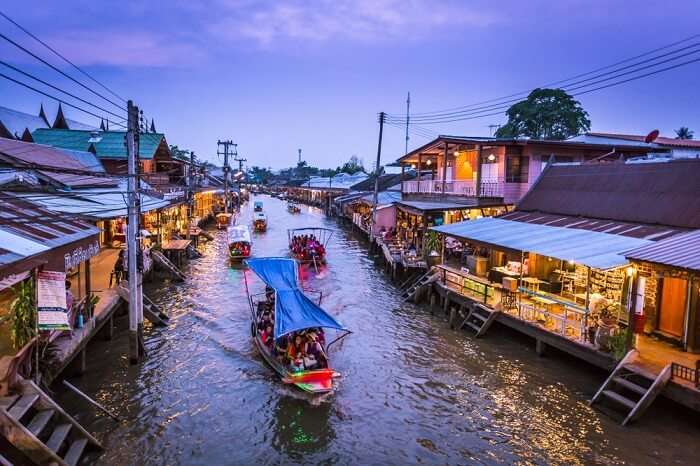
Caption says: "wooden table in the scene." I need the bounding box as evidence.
[522,277,547,292]
[162,240,191,267]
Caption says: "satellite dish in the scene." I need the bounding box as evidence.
[644,129,660,143]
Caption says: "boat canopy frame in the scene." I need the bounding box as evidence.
[287,227,334,247]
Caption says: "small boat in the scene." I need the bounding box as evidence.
[287,202,301,213]
[228,225,252,260]
[278,193,287,200]
[216,212,233,230]
[288,227,333,267]
[253,212,268,232]
[254,201,264,212]
[244,258,351,394]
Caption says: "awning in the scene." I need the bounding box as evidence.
[432,217,653,270]
[245,258,348,339]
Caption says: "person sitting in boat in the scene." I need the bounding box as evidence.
[261,324,274,349]
[304,331,328,370]
[287,333,307,372]
[258,310,273,332]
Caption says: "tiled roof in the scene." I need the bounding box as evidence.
[586,132,700,149]
[32,128,166,160]
[516,159,700,230]
[0,105,49,137]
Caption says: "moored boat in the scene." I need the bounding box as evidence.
[288,227,333,266]
[228,225,252,260]
[287,202,301,213]
[216,212,233,230]
[253,212,268,232]
[254,201,264,212]
[244,257,351,394]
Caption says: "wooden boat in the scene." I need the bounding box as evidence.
[216,212,233,230]
[254,201,264,212]
[288,227,333,266]
[253,212,267,232]
[287,202,301,213]
[244,258,351,394]
[228,225,252,260]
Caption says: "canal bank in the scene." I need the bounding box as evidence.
[51,195,699,465]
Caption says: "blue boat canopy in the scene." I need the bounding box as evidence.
[245,258,348,339]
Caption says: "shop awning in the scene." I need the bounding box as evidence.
[431,217,653,270]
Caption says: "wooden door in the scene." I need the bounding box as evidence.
[658,277,687,338]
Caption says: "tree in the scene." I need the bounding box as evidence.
[339,155,365,174]
[169,144,191,161]
[495,88,591,140]
[248,166,274,184]
[675,127,694,140]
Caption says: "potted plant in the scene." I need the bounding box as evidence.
[10,279,36,349]
[594,303,618,351]
[423,231,442,267]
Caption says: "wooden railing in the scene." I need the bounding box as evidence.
[402,179,504,197]
[671,361,700,388]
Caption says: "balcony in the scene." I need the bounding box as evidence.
[402,179,504,198]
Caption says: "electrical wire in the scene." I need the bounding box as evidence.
[404,33,700,118]
[0,10,127,104]
[0,32,125,112]
[0,72,127,129]
[0,60,125,120]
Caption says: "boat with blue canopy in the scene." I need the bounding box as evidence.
[244,257,351,394]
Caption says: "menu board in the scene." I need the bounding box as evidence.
[37,271,71,331]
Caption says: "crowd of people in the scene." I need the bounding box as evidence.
[290,234,326,261]
[256,288,329,372]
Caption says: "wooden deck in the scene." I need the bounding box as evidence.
[49,289,123,384]
[431,280,700,414]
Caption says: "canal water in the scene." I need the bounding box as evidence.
[58,195,699,465]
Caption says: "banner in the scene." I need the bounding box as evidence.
[37,271,71,331]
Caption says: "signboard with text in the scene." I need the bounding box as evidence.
[37,271,70,330]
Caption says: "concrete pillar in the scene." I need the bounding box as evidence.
[429,292,436,315]
[443,292,450,315]
[104,316,114,341]
[76,348,87,376]
[449,306,457,330]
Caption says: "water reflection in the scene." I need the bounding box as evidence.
[272,395,334,460]
[51,194,700,466]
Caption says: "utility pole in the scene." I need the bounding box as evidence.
[186,151,196,240]
[298,148,302,164]
[218,140,233,214]
[233,146,246,211]
[369,112,385,243]
[126,100,144,364]
[405,92,411,155]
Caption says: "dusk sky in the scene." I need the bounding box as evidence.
[1,0,698,169]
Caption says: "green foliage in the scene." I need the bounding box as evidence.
[675,127,694,140]
[249,166,274,183]
[496,88,591,140]
[10,279,36,349]
[423,231,441,258]
[169,145,192,161]
[338,155,365,175]
[609,329,630,361]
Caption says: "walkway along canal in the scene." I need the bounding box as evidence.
[56,195,699,465]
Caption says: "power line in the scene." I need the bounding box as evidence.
[0,31,125,112]
[405,33,700,118]
[0,60,125,120]
[386,54,700,126]
[0,72,127,129]
[0,10,127,104]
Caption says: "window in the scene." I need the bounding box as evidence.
[506,155,529,183]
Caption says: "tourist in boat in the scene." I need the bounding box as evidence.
[287,334,307,371]
[261,324,274,349]
[304,331,328,370]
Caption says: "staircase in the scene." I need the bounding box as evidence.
[152,250,186,281]
[459,303,499,338]
[116,283,170,327]
[0,379,102,465]
[590,350,672,425]
[400,268,439,303]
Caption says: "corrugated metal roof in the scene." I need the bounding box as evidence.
[15,178,173,219]
[586,132,700,149]
[0,195,99,267]
[517,160,700,229]
[360,190,402,207]
[432,217,652,270]
[304,173,369,190]
[500,211,681,241]
[625,230,700,271]
[32,128,165,160]
[397,199,480,212]
[0,138,113,187]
